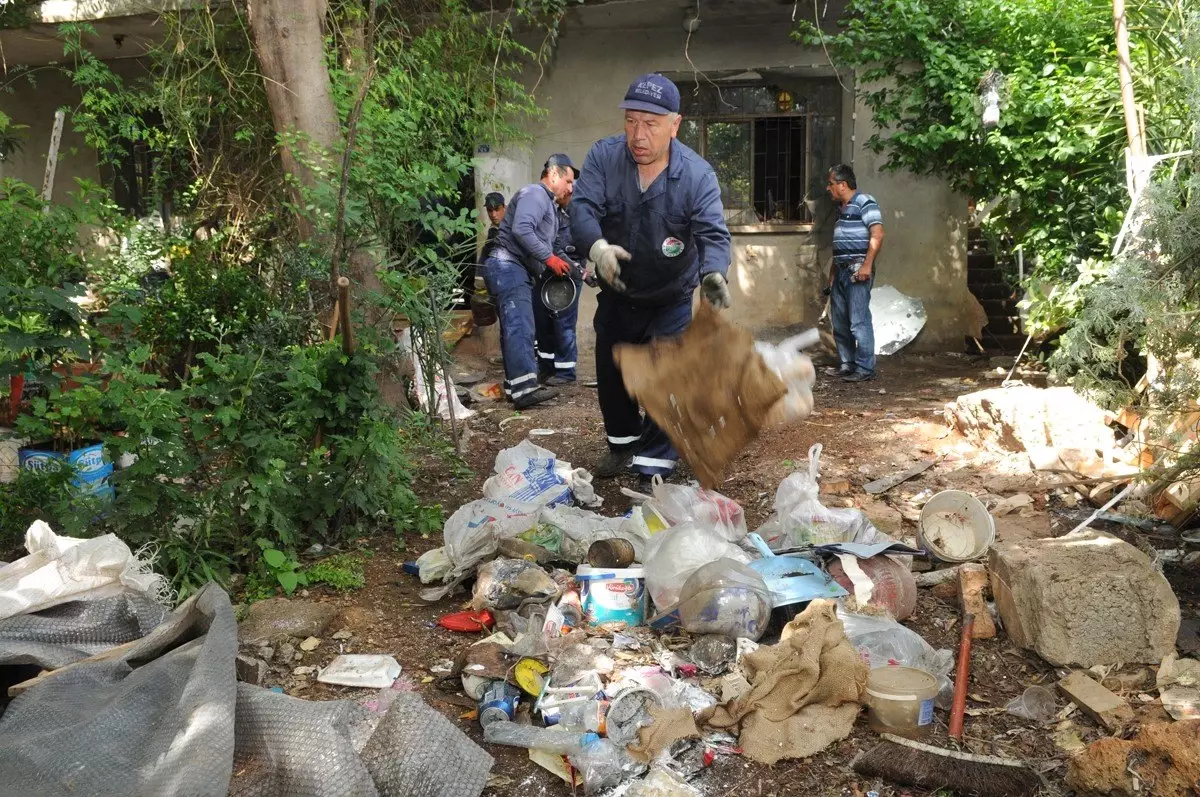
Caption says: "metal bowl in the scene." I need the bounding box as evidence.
[540,275,578,313]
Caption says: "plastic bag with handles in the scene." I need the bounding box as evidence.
[757,443,884,549]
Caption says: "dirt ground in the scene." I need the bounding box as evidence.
[266,343,1199,797]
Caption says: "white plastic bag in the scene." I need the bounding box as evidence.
[754,330,818,426]
[423,497,542,601]
[0,521,171,621]
[415,547,451,584]
[317,654,402,688]
[398,328,475,421]
[838,608,954,705]
[482,440,573,507]
[643,522,751,611]
[757,444,883,549]
[646,481,747,542]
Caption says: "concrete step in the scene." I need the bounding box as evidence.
[980,298,1020,317]
[969,282,1016,301]
[968,269,1006,288]
[968,333,1026,353]
[968,252,997,270]
[985,316,1022,336]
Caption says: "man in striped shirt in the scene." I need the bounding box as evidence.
[826,163,885,382]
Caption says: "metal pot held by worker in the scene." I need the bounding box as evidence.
[540,275,578,314]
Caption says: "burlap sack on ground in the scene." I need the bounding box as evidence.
[613,303,787,488]
[697,599,867,765]
[627,705,701,763]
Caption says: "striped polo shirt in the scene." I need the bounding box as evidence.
[832,192,883,267]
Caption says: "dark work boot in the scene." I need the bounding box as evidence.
[595,450,633,479]
[513,386,558,410]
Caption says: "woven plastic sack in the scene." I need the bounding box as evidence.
[482,441,572,506]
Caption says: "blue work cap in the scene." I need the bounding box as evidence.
[618,74,680,115]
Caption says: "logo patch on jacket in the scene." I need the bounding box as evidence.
[661,237,684,257]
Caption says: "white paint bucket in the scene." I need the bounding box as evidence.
[576,565,646,627]
[918,490,996,562]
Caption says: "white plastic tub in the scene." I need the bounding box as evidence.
[918,490,995,562]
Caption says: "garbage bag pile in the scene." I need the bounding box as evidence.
[422,439,956,794]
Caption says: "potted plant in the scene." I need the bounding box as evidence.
[0,178,109,498]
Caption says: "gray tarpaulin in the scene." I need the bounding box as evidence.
[0,584,492,797]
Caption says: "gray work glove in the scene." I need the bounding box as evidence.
[701,272,732,309]
[589,239,630,292]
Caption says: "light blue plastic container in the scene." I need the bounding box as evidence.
[576,565,646,627]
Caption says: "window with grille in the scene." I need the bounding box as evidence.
[673,75,842,230]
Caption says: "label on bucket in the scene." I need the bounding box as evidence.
[918,698,934,726]
[578,569,646,627]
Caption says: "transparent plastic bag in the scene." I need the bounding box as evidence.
[643,523,751,611]
[569,738,645,795]
[646,482,747,542]
[470,557,561,610]
[754,330,818,427]
[757,444,884,549]
[838,608,955,706]
[677,559,771,641]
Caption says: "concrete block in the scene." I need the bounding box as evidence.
[235,654,268,686]
[989,530,1180,666]
[959,563,996,639]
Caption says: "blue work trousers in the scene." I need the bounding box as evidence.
[483,257,539,400]
[595,291,693,477]
[533,276,581,382]
[830,265,876,375]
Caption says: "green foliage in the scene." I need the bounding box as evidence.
[0,466,76,556]
[1,0,577,594]
[796,0,1193,280]
[250,537,308,597]
[0,179,92,378]
[304,552,367,592]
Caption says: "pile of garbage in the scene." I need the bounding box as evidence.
[416,440,965,794]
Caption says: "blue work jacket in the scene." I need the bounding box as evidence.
[493,182,559,278]
[570,135,731,305]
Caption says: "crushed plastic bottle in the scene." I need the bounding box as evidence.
[482,720,600,755]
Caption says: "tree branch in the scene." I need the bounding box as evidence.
[329,0,378,289]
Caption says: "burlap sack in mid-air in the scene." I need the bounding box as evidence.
[613,302,788,488]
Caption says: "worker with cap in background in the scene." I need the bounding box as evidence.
[570,73,733,482]
[533,183,584,386]
[481,192,506,262]
[482,155,576,410]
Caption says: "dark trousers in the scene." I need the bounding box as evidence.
[532,276,581,382]
[594,291,693,477]
[482,257,539,400]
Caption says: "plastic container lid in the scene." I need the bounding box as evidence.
[866,665,939,700]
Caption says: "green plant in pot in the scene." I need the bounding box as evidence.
[15,375,115,500]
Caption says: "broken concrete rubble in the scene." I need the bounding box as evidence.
[989,529,1180,666]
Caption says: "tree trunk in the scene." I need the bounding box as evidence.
[248,0,409,412]
[247,0,340,239]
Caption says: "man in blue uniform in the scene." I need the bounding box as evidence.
[483,155,576,409]
[533,190,584,386]
[570,74,733,480]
